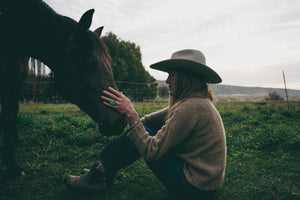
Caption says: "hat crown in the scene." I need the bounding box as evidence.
[150,49,222,83]
[171,49,206,65]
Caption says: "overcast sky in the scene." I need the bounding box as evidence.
[45,0,300,89]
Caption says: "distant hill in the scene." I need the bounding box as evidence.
[209,84,300,98]
[156,80,300,98]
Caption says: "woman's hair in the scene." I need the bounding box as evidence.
[169,70,214,108]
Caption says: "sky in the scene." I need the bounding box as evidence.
[44,0,300,90]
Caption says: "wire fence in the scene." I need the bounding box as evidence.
[17,58,168,103]
[20,81,68,103]
[20,80,168,103]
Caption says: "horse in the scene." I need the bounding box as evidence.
[0,0,126,178]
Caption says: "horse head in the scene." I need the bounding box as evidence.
[54,9,126,136]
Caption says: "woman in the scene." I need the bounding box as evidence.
[66,49,226,200]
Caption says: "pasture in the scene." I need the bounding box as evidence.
[0,101,299,200]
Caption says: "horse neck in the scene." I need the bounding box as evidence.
[1,0,74,72]
[27,16,73,73]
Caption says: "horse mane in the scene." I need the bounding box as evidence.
[93,35,115,85]
[99,39,112,71]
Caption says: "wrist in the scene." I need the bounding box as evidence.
[128,118,141,131]
[127,111,139,126]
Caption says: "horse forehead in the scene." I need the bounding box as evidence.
[80,32,110,69]
[85,33,102,55]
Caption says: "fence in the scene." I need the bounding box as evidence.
[18,58,166,103]
[20,80,166,103]
[21,81,68,103]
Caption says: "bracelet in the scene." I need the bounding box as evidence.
[128,119,140,131]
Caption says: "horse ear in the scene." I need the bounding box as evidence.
[78,9,95,32]
[94,26,104,37]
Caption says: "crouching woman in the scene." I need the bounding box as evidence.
[66,49,227,200]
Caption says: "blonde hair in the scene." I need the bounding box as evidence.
[168,71,214,113]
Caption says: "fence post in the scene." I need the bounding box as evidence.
[282,71,290,110]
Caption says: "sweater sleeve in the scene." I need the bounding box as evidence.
[127,102,198,161]
[140,107,169,126]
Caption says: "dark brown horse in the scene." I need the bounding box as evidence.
[0,0,126,178]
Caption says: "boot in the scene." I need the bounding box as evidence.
[80,167,115,189]
[81,168,90,174]
[65,164,106,192]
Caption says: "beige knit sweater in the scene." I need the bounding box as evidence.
[127,97,226,190]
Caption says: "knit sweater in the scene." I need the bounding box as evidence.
[127,97,226,191]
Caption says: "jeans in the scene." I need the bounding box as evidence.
[99,123,216,200]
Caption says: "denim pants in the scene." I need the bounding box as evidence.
[99,123,216,200]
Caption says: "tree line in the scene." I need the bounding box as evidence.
[103,32,157,101]
[22,32,159,102]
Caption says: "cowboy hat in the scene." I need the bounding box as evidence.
[150,49,222,83]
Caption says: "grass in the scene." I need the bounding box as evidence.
[0,101,299,200]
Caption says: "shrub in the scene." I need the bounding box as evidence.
[158,86,169,98]
[265,91,284,101]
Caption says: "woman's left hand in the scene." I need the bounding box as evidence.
[101,87,139,123]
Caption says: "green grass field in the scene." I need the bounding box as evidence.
[0,101,299,200]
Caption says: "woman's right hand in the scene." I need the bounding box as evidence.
[101,87,139,125]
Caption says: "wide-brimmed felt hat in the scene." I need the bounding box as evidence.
[150,49,222,83]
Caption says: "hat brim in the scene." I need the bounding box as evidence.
[150,59,222,83]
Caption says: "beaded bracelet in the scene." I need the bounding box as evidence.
[128,119,140,131]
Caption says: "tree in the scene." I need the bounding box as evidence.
[22,58,60,103]
[158,86,169,98]
[265,91,284,101]
[102,32,157,101]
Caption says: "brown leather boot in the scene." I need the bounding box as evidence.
[80,167,115,189]
[65,164,106,192]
